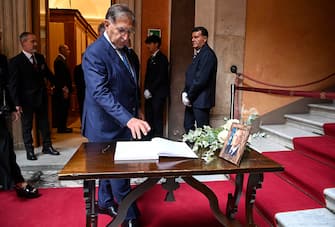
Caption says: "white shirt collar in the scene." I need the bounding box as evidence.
[103,31,117,49]
[152,49,160,57]
[22,50,33,60]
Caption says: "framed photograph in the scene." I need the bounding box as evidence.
[147,29,161,37]
[219,123,251,166]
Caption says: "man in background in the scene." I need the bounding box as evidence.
[8,32,59,160]
[53,44,72,133]
[143,35,169,138]
[182,26,218,133]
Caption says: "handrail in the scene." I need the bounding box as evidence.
[230,65,335,88]
[229,65,335,119]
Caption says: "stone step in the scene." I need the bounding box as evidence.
[275,208,335,227]
[285,113,335,135]
[248,135,290,153]
[259,124,319,149]
[325,188,335,213]
[309,103,335,119]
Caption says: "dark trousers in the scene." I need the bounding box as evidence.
[21,103,51,149]
[98,179,140,220]
[54,94,70,130]
[0,117,24,190]
[184,106,210,133]
[144,96,166,138]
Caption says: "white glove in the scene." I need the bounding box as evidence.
[144,89,152,99]
[182,92,191,107]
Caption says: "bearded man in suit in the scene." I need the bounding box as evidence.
[82,4,150,227]
[7,32,59,160]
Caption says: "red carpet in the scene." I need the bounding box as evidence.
[324,123,335,137]
[0,181,270,227]
[293,135,335,167]
[263,151,335,204]
[254,173,323,225]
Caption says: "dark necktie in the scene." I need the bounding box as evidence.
[120,50,135,81]
[31,55,38,70]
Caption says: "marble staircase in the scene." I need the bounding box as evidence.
[248,101,335,226]
[248,102,335,152]
[275,188,335,227]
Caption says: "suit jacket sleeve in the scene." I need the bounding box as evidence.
[7,56,20,106]
[82,48,133,127]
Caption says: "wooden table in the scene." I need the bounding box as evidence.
[58,142,283,227]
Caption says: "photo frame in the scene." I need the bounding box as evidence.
[147,29,161,37]
[219,123,251,166]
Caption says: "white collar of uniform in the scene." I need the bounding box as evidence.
[152,49,160,57]
[58,53,66,60]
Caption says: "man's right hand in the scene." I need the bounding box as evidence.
[144,89,152,99]
[182,92,191,107]
[126,118,151,139]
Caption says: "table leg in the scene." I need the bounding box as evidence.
[83,180,97,227]
[245,173,264,227]
[162,177,180,201]
[107,178,161,227]
[226,174,244,219]
[182,176,240,227]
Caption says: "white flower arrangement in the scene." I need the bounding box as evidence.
[182,118,240,162]
[182,115,265,162]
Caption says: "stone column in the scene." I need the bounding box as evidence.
[195,0,246,126]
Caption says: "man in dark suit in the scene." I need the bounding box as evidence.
[53,44,72,133]
[0,52,39,198]
[7,32,59,160]
[143,35,169,138]
[82,4,150,227]
[182,26,218,133]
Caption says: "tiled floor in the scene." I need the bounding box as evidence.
[16,118,86,188]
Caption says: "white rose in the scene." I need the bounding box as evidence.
[223,119,240,130]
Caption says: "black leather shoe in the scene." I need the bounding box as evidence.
[15,184,40,199]
[42,146,60,155]
[97,205,118,217]
[121,219,140,227]
[27,151,37,160]
[57,128,73,133]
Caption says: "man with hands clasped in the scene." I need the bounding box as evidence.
[143,35,169,138]
[182,26,218,133]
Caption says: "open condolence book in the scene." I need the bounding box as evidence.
[115,137,198,161]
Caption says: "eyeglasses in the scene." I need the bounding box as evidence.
[115,26,135,35]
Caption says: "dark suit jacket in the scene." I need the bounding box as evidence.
[7,52,54,108]
[184,44,217,109]
[82,36,140,142]
[53,55,72,94]
[74,64,85,103]
[144,50,169,98]
[0,54,14,113]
